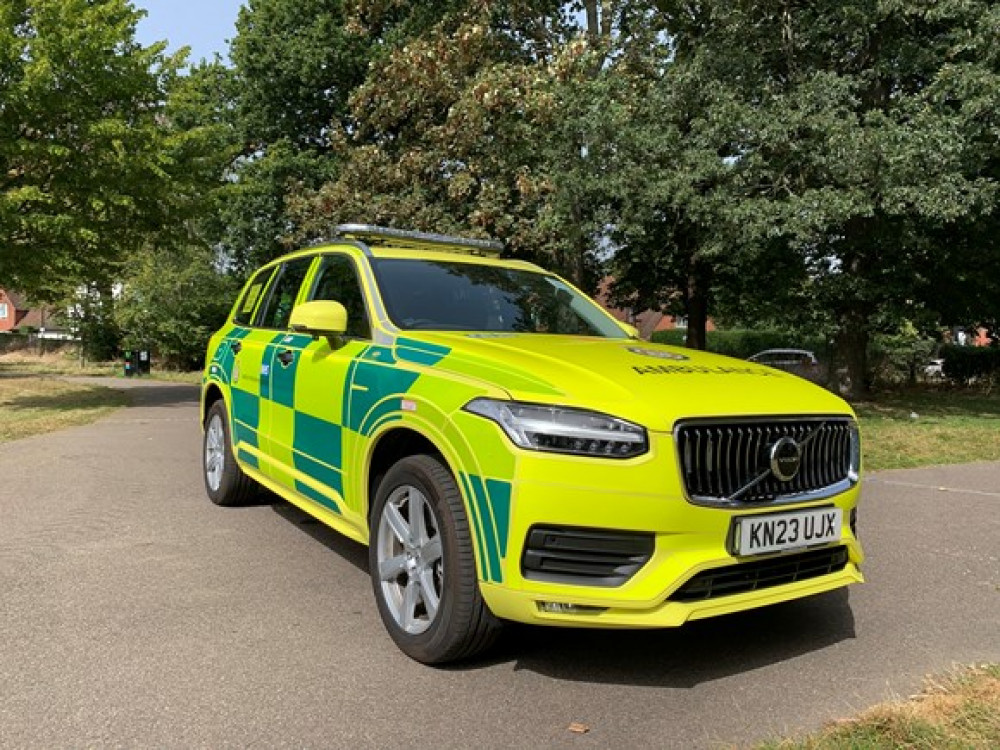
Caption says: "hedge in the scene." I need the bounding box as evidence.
[941,344,1000,384]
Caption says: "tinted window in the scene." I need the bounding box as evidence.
[256,257,313,330]
[371,259,626,338]
[233,267,274,325]
[309,255,370,339]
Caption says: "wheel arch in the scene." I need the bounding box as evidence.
[202,381,227,426]
[365,425,452,524]
[364,420,506,615]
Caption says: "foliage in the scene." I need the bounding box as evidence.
[215,0,374,273]
[941,343,1000,386]
[70,286,121,362]
[289,1,637,287]
[686,0,999,397]
[114,246,240,370]
[0,0,185,299]
[868,327,940,387]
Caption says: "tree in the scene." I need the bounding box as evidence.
[289,1,646,289]
[690,1,998,396]
[216,0,373,273]
[0,0,183,300]
[114,244,238,369]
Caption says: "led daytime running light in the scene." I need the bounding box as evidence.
[464,399,648,459]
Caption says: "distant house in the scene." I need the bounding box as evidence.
[0,289,29,333]
[0,288,74,339]
[594,278,716,340]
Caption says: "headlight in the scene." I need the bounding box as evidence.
[463,398,648,459]
[848,420,861,482]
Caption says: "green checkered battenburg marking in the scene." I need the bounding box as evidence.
[212,326,514,582]
[460,473,512,583]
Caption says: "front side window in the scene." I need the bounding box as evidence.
[371,259,627,338]
[256,257,313,330]
[0,303,8,320]
[233,267,274,325]
[309,255,371,339]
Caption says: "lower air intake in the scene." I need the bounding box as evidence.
[521,526,654,587]
[669,546,849,602]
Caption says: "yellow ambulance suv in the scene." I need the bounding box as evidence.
[201,225,864,664]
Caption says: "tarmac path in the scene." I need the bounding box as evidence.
[1,378,997,748]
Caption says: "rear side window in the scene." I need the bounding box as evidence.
[233,267,274,325]
[256,257,313,330]
[309,254,371,339]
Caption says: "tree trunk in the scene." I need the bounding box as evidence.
[684,258,710,350]
[835,310,870,400]
[584,1,599,43]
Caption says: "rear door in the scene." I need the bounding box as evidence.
[207,265,277,470]
[251,256,315,479]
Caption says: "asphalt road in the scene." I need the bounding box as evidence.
[1,378,997,749]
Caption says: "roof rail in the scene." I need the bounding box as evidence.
[335,224,504,257]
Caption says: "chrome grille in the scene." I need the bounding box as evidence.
[675,417,855,506]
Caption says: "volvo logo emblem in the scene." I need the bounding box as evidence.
[769,437,802,482]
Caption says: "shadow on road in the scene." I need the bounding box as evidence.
[271,500,369,574]
[269,492,857,684]
[491,589,856,686]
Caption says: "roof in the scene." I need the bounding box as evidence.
[0,289,29,309]
[268,227,541,273]
[14,305,68,331]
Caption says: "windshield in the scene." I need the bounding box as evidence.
[371,258,627,338]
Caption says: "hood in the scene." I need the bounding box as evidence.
[397,333,852,432]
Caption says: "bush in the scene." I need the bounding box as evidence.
[869,332,938,386]
[942,344,1000,385]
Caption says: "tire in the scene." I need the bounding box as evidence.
[203,399,257,507]
[369,454,502,664]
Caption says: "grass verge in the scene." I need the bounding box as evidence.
[0,376,128,443]
[760,664,1000,749]
[0,351,201,383]
[853,389,1000,471]
[0,350,120,377]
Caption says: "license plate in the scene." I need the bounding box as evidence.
[734,507,842,556]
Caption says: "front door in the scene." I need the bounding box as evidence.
[265,253,374,530]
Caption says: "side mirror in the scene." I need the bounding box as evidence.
[290,300,348,337]
[620,322,640,339]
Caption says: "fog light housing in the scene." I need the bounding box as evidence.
[537,602,607,615]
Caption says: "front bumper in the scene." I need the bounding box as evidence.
[454,421,865,627]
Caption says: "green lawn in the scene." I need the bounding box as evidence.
[853,389,1000,471]
[0,376,128,443]
[0,351,201,383]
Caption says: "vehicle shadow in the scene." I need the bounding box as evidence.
[266,497,857,687]
[270,499,369,574]
[486,589,856,687]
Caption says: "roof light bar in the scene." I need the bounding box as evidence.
[335,224,504,257]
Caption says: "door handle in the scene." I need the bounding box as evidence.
[230,340,242,354]
[277,349,294,366]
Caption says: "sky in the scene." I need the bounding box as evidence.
[133,1,245,63]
